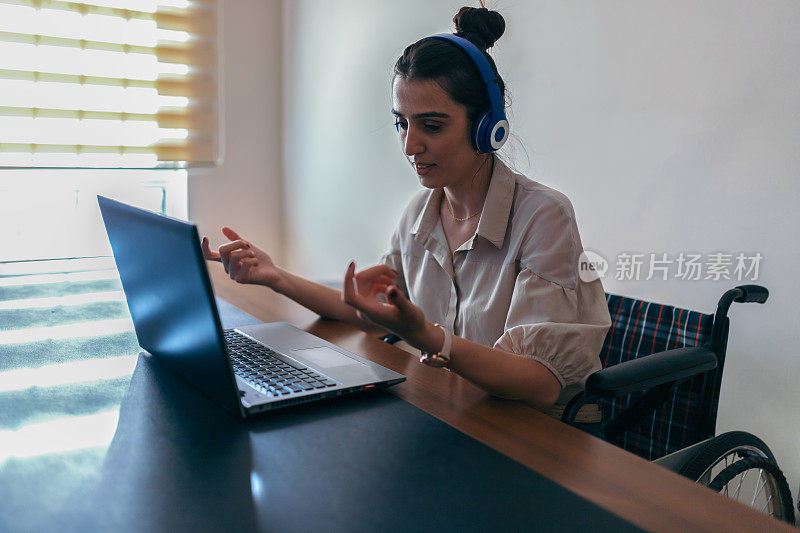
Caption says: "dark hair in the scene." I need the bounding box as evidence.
[393,6,507,127]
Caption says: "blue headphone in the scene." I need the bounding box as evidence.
[427,33,509,153]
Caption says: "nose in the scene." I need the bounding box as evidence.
[403,125,424,157]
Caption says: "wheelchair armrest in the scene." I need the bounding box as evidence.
[586,347,717,398]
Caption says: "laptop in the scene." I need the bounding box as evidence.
[97,195,405,418]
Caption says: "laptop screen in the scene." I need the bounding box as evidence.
[98,196,243,416]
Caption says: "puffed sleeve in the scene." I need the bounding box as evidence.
[492,187,611,392]
[493,270,611,390]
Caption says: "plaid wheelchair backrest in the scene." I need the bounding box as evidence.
[600,293,716,460]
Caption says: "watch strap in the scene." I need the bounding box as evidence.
[420,324,451,368]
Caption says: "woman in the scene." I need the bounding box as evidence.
[203,6,611,431]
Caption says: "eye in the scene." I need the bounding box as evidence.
[394,119,407,132]
[424,122,441,133]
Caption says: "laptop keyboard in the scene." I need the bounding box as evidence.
[224,329,338,398]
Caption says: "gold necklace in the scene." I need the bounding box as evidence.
[443,155,494,223]
[445,196,482,222]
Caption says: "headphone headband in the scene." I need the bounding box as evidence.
[426,34,509,152]
[427,34,504,119]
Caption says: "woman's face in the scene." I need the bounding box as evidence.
[392,77,482,190]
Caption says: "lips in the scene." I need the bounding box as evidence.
[414,162,436,176]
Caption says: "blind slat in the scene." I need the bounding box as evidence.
[1,0,217,33]
[0,141,216,162]
[0,68,214,97]
[0,105,215,129]
[0,30,215,67]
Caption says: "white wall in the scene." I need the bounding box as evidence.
[499,0,800,504]
[221,0,799,503]
[190,0,285,266]
[282,1,460,281]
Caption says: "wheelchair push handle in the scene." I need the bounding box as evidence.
[709,284,769,358]
[733,284,769,304]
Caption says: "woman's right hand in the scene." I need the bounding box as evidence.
[202,227,281,288]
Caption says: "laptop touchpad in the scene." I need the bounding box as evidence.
[292,347,363,369]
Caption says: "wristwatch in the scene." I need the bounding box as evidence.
[419,323,452,368]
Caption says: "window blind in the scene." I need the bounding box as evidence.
[0,0,219,168]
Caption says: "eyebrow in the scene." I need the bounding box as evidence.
[391,109,450,119]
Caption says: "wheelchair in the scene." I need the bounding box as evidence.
[562,284,795,524]
[383,284,794,523]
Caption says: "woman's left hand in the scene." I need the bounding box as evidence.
[342,261,429,347]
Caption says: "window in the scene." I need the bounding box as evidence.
[0,0,220,168]
[0,0,219,490]
[0,168,187,261]
[0,0,219,261]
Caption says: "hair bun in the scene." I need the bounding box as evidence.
[453,6,505,50]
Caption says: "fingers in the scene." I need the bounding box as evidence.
[228,248,255,264]
[220,240,251,256]
[386,284,409,308]
[386,284,419,322]
[202,236,221,261]
[202,229,247,264]
[222,226,242,241]
[227,249,256,278]
[353,264,398,298]
[373,274,396,287]
[345,261,405,330]
[342,261,358,306]
[354,272,395,285]
[357,277,393,297]
[371,283,389,296]
[232,257,257,283]
[357,264,398,279]
[205,228,261,283]
[218,240,251,271]
[343,261,381,312]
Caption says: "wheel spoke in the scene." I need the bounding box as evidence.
[750,470,767,507]
[761,493,773,513]
[733,470,746,500]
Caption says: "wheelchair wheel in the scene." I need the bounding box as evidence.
[677,431,794,524]
[678,431,774,482]
[707,456,795,524]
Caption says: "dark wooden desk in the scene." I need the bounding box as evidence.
[208,267,793,533]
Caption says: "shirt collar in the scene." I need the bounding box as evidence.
[410,188,442,238]
[476,158,516,249]
[411,157,516,249]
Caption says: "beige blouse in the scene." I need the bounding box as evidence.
[380,159,612,404]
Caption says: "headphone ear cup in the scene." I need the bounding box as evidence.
[475,112,508,153]
[472,111,490,153]
[488,118,509,151]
